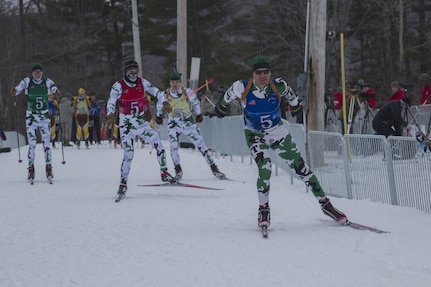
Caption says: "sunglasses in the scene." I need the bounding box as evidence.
[254,69,270,75]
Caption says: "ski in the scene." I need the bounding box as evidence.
[223,177,245,183]
[137,182,224,190]
[345,221,389,234]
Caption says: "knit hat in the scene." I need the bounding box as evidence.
[169,71,182,80]
[252,55,271,71]
[124,60,139,73]
[391,81,400,87]
[419,73,430,82]
[32,63,43,71]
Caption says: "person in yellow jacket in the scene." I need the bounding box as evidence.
[73,88,91,149]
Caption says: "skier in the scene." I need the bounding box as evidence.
[215,55,348,230]
[107,60,175,199]
[155,71,226,181]
[12,63,60,183]
[73,88,91,149]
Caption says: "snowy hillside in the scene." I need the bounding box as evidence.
[1,142,430,287]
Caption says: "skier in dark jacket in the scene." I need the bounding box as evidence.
[372,97,411,137]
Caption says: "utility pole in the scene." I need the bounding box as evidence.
[308,0,327,133]
[131,0,142,76]
[177,0,187,83]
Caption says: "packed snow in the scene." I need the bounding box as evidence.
[1,141,430,287]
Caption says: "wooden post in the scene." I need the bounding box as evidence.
[177,0,187,84]
[308,0,327,133]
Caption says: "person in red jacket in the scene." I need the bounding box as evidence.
[419,73,431,105]
[387,81,405,102]
[360,84,377,108]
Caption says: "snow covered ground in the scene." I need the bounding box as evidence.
[1,141,430,287]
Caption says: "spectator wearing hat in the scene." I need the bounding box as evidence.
[88,93,102,145]
[387,81,405,102]
[214,55,348,230]
[59,93,74,146]
[419,73,431,105]
[155,71,226,181]
[12,63,60,183]
[372,97,411,137]
[107,60,176,200]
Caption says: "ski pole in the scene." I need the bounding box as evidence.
[57,110,66,164]
[14,97,22,163]
[187,77,214,97]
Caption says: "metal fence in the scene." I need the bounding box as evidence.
[159,115,431,214]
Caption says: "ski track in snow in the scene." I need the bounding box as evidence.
[1,142,431,287]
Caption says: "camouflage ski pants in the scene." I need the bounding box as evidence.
[167,117,214,167]
[119,114,168,183]
[244,123,326,206]
[26,112,52,166]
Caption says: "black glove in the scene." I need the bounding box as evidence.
[195,114,203,123]
[155,116,163,125]
[291,103,303,117]
[215,104,227,118]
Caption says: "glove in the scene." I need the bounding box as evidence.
[275,77,288,87]
[11,88,16,97]
[155,116,163,125]
[195,114,203,123]
[291,103,303,117]
[214,103,227,118]
[416,132,425,143]
[163,102,172,113]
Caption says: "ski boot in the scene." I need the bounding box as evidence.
[174,164,183,181]
[46,164,53,184]
[319,197,347,224]
[210,164,226,180]
[161,168,176,183]
[85,141,89,149]
[115,181,127,202]
[28,165,35,184]
[258,203,271,227]
[76,141,81,149]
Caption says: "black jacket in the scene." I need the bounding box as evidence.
[372,100,406,136]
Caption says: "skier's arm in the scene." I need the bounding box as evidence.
[12,77,30,96]
[274,77,302,116]
[187,89,202,117]
[215,80,244,117]
[107,82,122,116]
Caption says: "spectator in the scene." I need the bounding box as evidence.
[88,93,102,145]
[73,88,91,149]
[226,97,242,116]
[332,87,343,110]
[372,97,411,137]
[419,73,431,105]
[12,63,59,183]
[47,94,59,148]
[386,81,405,102]
[59,93,74,146]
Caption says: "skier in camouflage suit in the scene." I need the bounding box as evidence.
[215,55,348,228]
[107,60,175,197]
[13,63,60,183]
[155,71,225,181]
